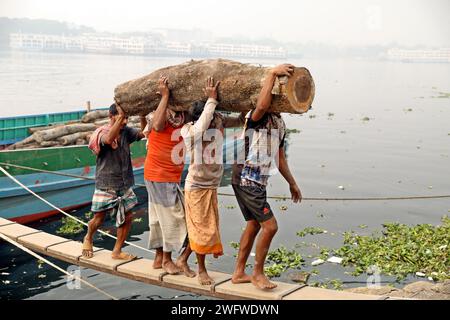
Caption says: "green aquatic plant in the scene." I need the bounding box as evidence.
[297,227,327,237]
[310,279,343,290]
[334,216,450,281]
[56,217,85,235]
[264,246,305,278]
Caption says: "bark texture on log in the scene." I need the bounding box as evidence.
[58,132,91,146]
[114,59,315,116]
[34,123,96,143]
[81,110,109,123]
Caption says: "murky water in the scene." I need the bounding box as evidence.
[0,50,449,299]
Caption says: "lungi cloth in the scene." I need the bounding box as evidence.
[145,180,188,253]
[184,188,223,256]
[91,188,138,227]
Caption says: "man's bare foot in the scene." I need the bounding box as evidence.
[176,260,196,278]
[111,252,137,261]
[82,237,94,258]
[198,271,214,285]
[153,255,163,269]
[162,260,182,275]
[231,272,252,284]
[251,274,277,290]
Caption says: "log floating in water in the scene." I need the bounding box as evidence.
[114,59,315,116]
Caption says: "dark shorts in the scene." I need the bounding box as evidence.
[232,184,274,223]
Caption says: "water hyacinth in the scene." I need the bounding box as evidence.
[264,246,305,278]
[334,216,450,281]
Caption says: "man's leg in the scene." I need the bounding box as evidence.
[82,211,106,258]
[231,220,261,283]
[153,248,163,269]
[252,216,278,289]
[196,253,213,285]
[162,251,182,274]
[176,243,196,278]
[112,212,136,260]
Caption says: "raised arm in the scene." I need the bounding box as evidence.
[102,105,126,145]
[192,77,221,133]
[278,147,302,203]
[152,76,170,132]
[251,64,295,122]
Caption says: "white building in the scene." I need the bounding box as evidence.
[387,48,450,63]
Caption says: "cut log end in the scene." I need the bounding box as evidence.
[285,67,315,114]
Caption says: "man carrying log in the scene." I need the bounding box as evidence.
[144,76,195,277]
[82,104,145,260]
[231,64,303,290]
[181,76,245,285]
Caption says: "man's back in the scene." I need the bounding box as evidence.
[144,124,185,183]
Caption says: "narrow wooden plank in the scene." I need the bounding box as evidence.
[163,270,231,294]
[0,217,15,227]
[116,258,164,283]
[47,241,101,262]
[282,286,380,300]
[79,249,138,272]
[215,280,301,300]
[0,223,39,241]
[17,232,70,252]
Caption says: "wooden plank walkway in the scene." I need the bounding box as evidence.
[0,217,402,300]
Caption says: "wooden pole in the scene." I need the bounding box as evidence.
[86,101,91,113]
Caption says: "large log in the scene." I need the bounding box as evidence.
[34,123,96,143]
[58,132,91,146]
[81,110,109,123]
[114,59,315,116]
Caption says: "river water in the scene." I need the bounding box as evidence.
[0,50,449,299]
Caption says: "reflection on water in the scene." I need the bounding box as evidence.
[1,50,449,299]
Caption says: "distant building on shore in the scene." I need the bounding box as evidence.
[387,48,450,63]
[9,33,287,59]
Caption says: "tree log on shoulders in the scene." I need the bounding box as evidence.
[114,59,315,116]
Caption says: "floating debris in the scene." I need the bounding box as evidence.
[358,224,368,229]
[311,259,325,266]
[327,256,343,264]
[289,271,310,283]
[338,185,345,190]
[362,117,370,122]
[279,205,288,211]
[133,218,143,223]
[225,205,236,210]
[297,227,327,237]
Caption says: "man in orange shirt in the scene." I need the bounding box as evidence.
[144,76,195,276]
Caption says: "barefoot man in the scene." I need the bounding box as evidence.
[231,64,303,289]
[144,76,195,277]
[181,76,245,285]
[82,103,145,260]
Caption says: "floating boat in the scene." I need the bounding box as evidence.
[0,109,239,224]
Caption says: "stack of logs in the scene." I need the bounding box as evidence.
[7,110,143,150]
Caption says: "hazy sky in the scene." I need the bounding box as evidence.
[1,0,449,46]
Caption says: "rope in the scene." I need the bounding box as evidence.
[0,166,156,255]
[2,162,450,201]
[0,232,118,300]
